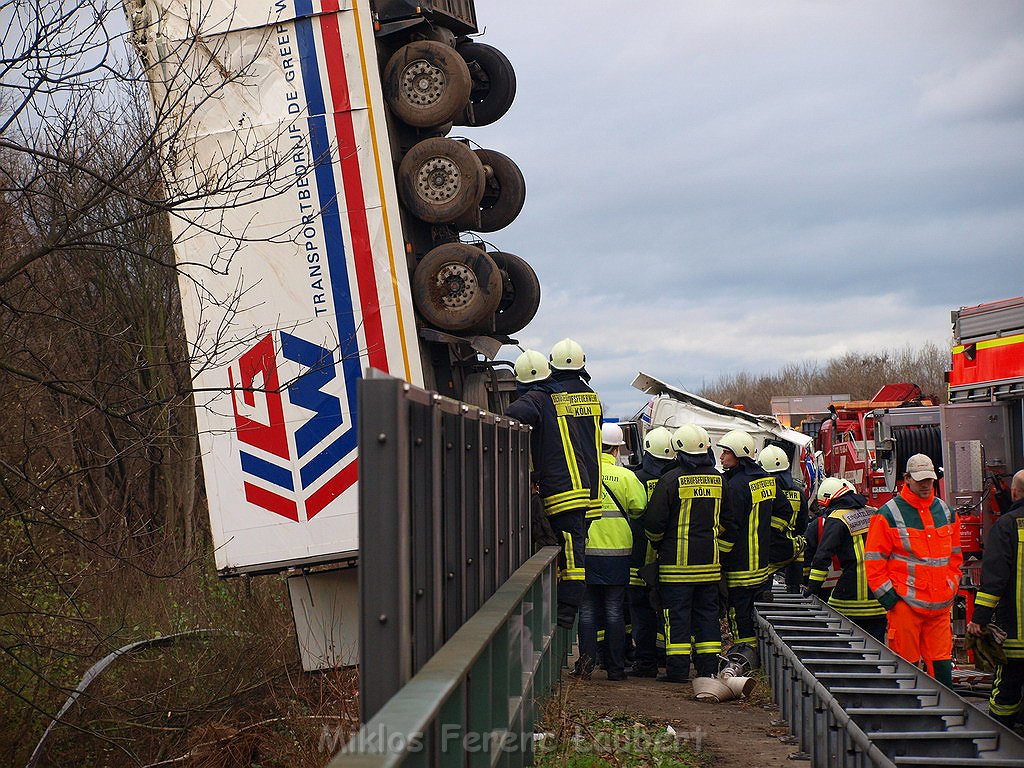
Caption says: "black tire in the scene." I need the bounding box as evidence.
[412,243,503,331]
[383,40,472,128]
[473,149,526,232]
[398,138,485,223]
[489,251,540,335]
[456,41,516,127]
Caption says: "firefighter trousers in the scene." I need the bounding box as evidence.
[627,585,660,671]
[990,659,1024,727]
[727,584,759,649]
[784,560,803,594]
[852,615,887,643]
[550,509,586,629]
[661,582,722,679]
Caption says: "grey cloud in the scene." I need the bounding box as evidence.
[475,1,1024,416]
[918,39,1024,121]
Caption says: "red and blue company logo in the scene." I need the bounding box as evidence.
[228,332,357,522]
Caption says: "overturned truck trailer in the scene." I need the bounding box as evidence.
[129,0,533,666]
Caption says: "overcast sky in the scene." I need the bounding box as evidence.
[459,1,1024,417]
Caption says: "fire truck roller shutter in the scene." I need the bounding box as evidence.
[892,426,943,481]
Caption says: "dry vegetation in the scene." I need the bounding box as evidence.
[697,344,950,415]
[0,141,360,764]
[1,3,358,765]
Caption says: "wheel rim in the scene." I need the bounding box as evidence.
[401,59,446,107]
[415,157,461,204]
[435,261,479,309]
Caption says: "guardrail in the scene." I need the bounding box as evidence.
[758,588,1024,767]
[357,371,534,720]
[329,547,568,767]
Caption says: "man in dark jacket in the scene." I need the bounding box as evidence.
[644,424,730,682]
[968,469,1024,727]
[626,426,676,676]
[803,497,839,600]
[758,445,808,594]
[505,341,601,629]
[806,477,886,641]
[718,429,792,657]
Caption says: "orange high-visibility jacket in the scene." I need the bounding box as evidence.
[864,485,962,614]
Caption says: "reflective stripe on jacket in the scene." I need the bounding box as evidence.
[770,472,809,568]
[808,494,885,618]
[629,456,674,585]
[971,498,1024,658]
[585,454,643,585]
[505,377,602,519]
[865,485,962,614]
[721,459,792,587]
[643,456,727,583]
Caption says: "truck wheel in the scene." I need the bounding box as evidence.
[384,40,472,128]
[473,149,526,232]
[490,251,540,335]
[398,138,485,223]
[412,243,503,331]
[456,41,516,127]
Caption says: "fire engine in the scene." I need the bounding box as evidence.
[810,297,1024,643]
[814,382,939,508]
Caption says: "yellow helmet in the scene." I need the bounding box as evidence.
[672,424,711,456]
[816,477,855,505]
[513,349,550,384]
[548,338,585,371]
[757,445,790,472]
[718,429,755,459]
[643,426,675,460]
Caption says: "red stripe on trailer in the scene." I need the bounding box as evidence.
[305,458,359,519]
[319,6,388,372]
[244,482,299,522]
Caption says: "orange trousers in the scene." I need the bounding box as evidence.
[886,599,952,665]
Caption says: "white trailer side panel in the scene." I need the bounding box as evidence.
[140,0,421,572]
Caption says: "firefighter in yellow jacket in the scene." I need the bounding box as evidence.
[575,423,646,680]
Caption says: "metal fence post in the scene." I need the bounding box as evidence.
[442,407,466,641]
[359,376,412,722]
[409,390,443,672]
[474,411,496,604]
[463,406,484,617]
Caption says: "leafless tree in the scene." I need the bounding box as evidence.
[698,342,951,415]
[1,1,330,762]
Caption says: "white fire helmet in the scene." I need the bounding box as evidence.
[513,349,550,384]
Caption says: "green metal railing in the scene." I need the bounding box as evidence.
[330,547,569,767]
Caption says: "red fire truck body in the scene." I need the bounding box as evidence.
[815,383,937,508]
